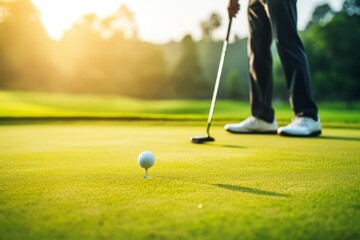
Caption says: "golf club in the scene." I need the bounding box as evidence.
[191,17,233,144]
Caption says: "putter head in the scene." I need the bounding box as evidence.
[191,135,215,144]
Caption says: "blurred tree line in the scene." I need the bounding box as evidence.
[273,0,360,106]
[0,0,359,104]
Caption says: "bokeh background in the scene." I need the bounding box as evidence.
[0,0,359,106]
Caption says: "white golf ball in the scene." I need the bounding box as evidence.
[138,151,155,169]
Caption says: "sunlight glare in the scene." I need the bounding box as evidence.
[32,0,126,40]
[31,0,343,43]
[32,0,238,43]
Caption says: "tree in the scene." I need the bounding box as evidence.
[343,0,360,15]
[0,0,56,90]
[101,5,138,39]
[303,10,360,105]
[272,54,288,101]
[200,13,222,41]
[224,69,243,100]
[306,4,334,29]
[0,1,168,98]
[129,42,169,99]
[60,14,107,93]
[171,35,211,99]
[58,4,170,98]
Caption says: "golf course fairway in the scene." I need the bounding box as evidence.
[0,122,359,240]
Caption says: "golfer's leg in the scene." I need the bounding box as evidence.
[248,0,275,123]
[267,0,318,120]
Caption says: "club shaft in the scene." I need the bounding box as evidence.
[207,40,228,124]
[206,18,232,136]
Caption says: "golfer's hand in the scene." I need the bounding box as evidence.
[228,0,240,18]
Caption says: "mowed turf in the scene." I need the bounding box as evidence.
[1,91,360,125]
[0,122,359,240]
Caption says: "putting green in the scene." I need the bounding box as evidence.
[0,122,359,240]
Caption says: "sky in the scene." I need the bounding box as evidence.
[32,0,344,44]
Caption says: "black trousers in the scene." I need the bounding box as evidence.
[248,0,318,122]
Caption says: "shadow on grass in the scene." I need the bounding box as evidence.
[220,144,246,149]
[319,136,360,141]
[195,142,246,149]
[213,184,290,197]
[208,144,246,149]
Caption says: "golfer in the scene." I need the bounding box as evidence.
[226,0,322,137]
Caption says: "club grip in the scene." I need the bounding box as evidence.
[226,17,233,42]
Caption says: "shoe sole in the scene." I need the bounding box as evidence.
[279,130,322,137]
[226,129,277,134]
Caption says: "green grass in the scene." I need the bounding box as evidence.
[1,122,359,240]
[1,91,359,125]
[1,90,359,239]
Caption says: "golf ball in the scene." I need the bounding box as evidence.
[138,151,155,169]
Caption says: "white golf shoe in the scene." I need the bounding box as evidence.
[278,116,322,137]
[225,116,278,134]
